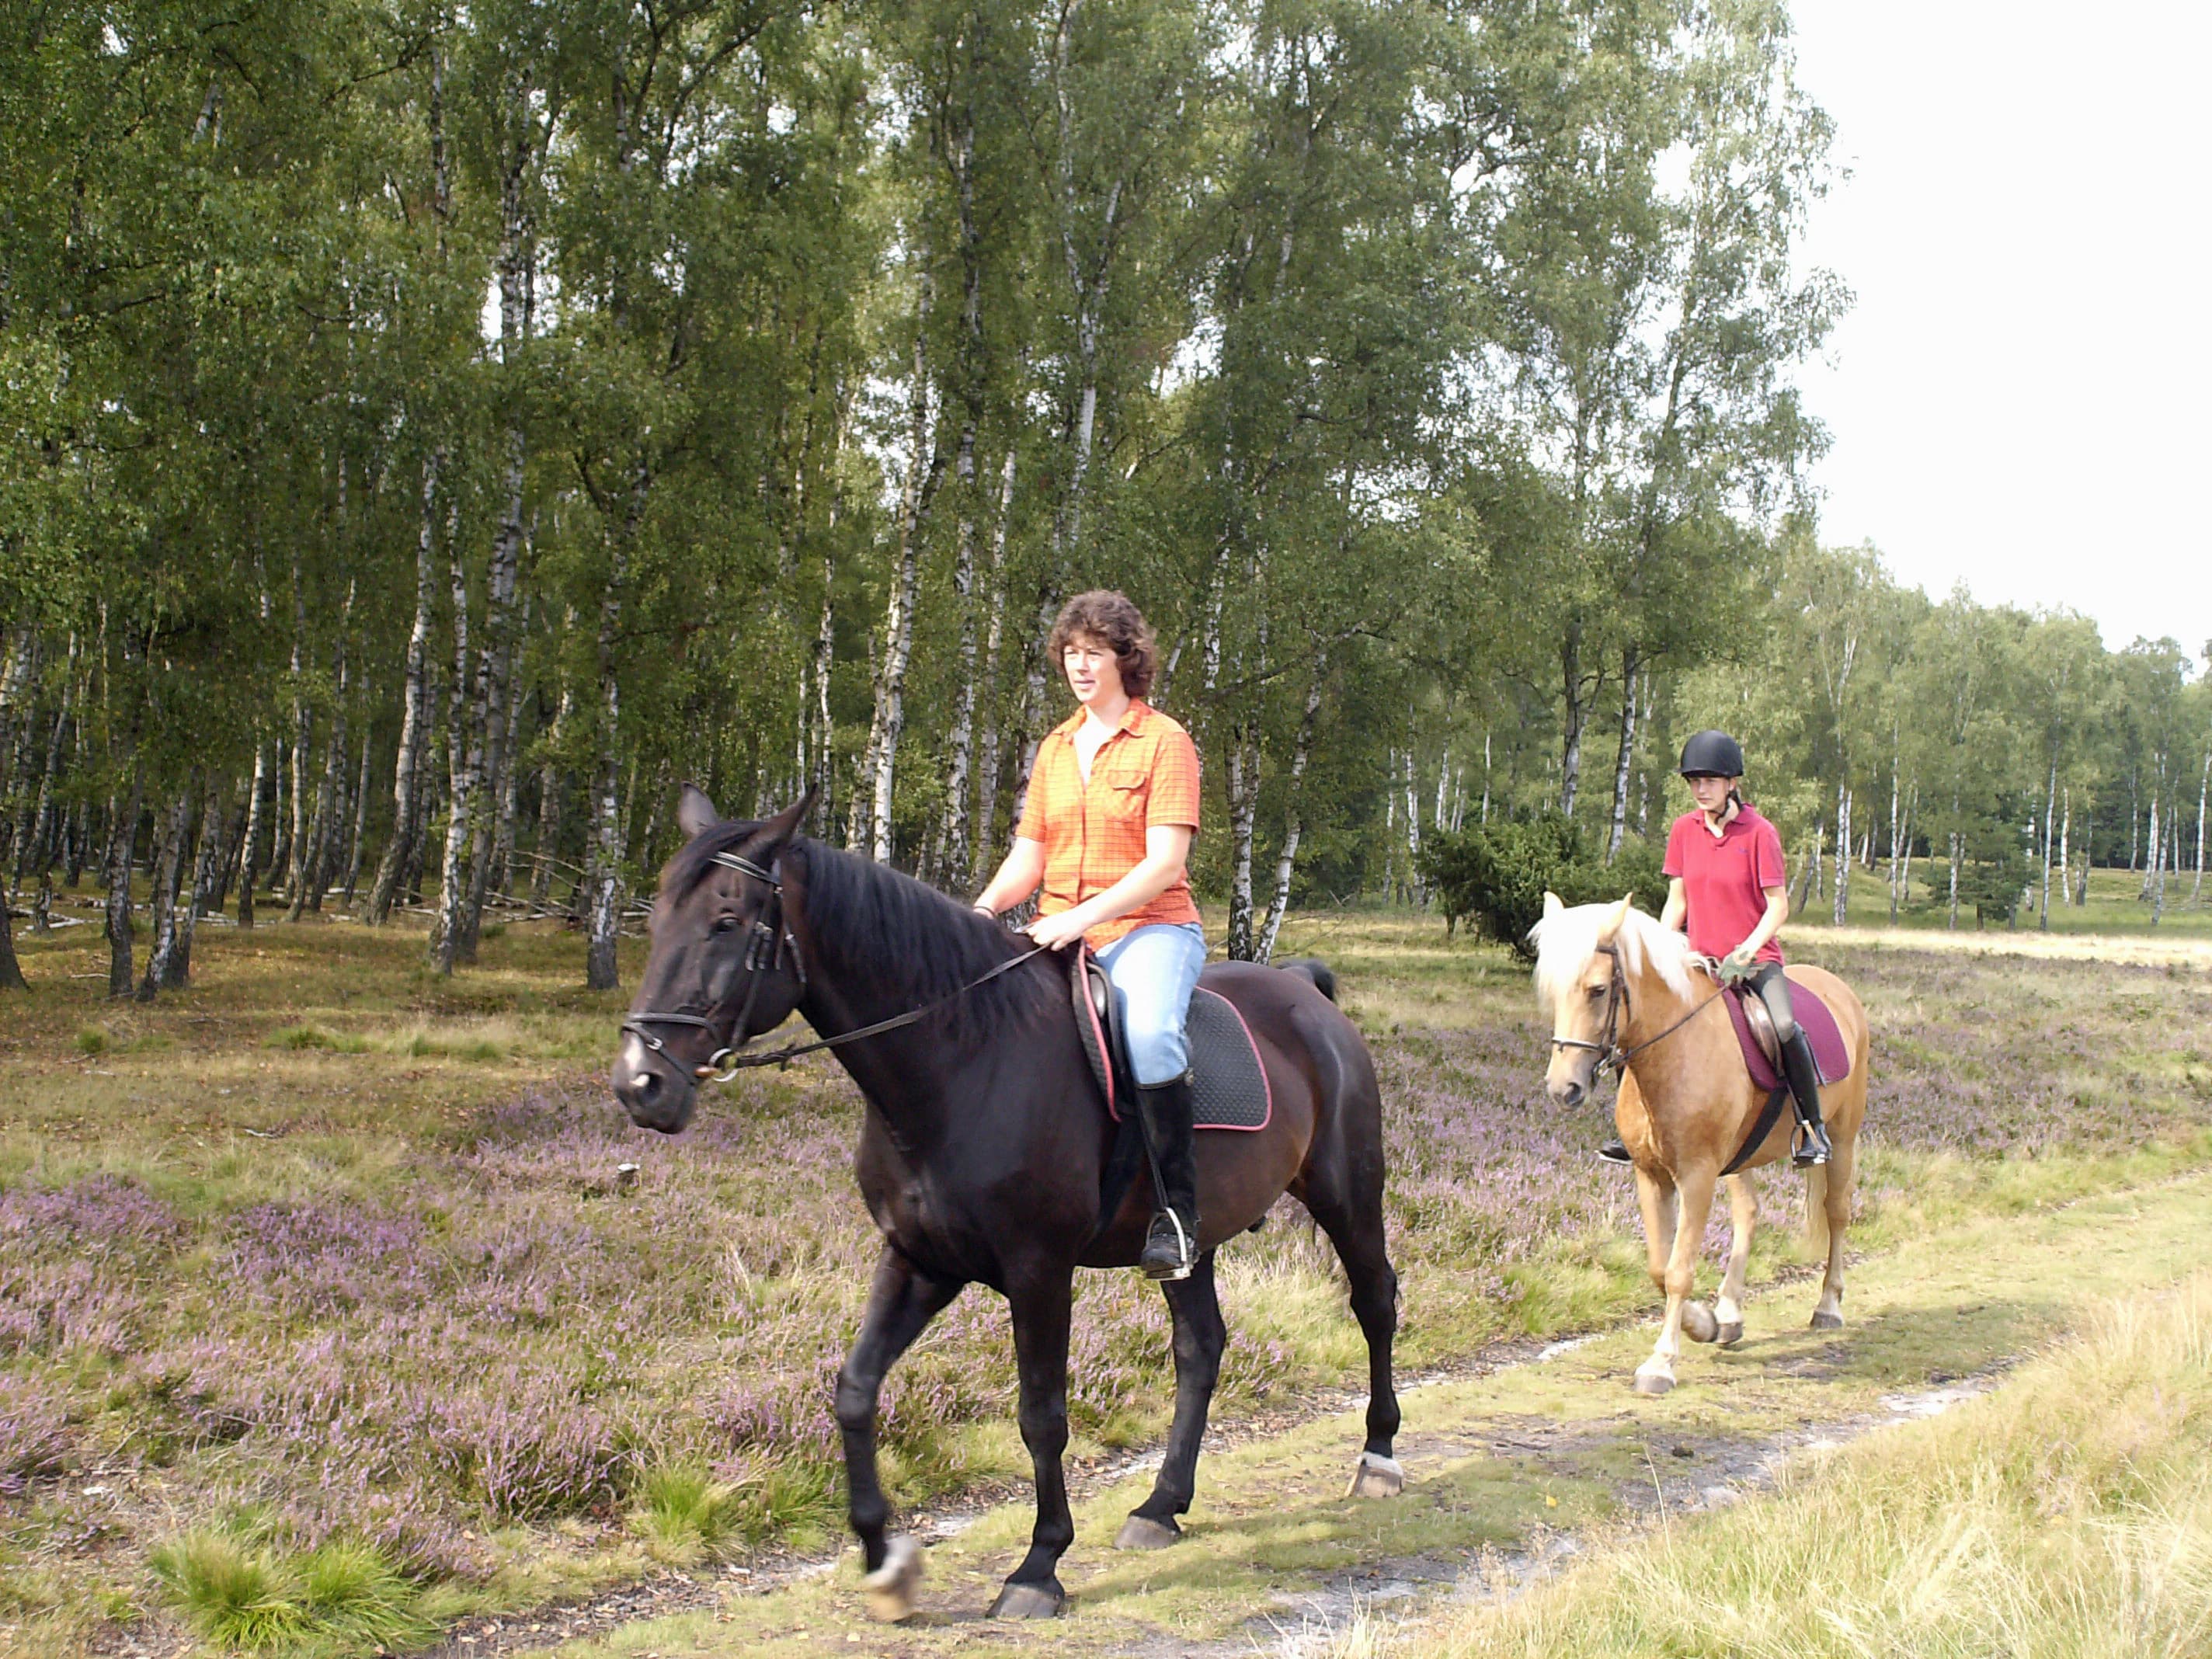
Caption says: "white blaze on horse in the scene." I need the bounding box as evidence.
[1530,893,1871,1396]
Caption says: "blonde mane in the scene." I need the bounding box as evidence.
[1528,901,1699,1012]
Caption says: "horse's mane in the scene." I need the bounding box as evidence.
[664,820,1059,1044]
[1528,902,1699,1011]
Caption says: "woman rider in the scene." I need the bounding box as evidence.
[971,591,1208,1281]
[1599,729,1831,1169]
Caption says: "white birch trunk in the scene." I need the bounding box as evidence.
[1832,782,1852,926]
[965,450,1017,884]
[137,794,192,1000]
[1606,650,1641,861]
[2148,788,2165,923]
[432,532,477,972]
[368,450,442,924]
[864,264,938,868]
[2193,749,2208,906]
[1402,748,1424,906]
[1257,660,1326,963]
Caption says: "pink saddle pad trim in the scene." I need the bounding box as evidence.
[1723,978,1851,1091]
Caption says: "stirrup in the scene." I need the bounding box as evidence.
[1140,1209,1195,1281]
[1597,1139,1633,1166]
[1792,1122,1832,1168]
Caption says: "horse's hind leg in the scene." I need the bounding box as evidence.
[1713,1173,1757,1348]
[1809,1135,1855,1330]
[1305,1185,1403,1497]
[1118,1251,1224,1550]
[838,1243,965,1622]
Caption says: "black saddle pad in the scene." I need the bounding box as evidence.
[1073,954,1272,1132]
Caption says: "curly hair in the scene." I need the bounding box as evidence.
[1048,590,1158,701]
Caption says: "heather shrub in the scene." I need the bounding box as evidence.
[0,1373,73,1494]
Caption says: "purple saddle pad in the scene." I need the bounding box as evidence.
[1723,976,1852,1091]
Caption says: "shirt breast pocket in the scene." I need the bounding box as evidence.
[1098,770,1149,835]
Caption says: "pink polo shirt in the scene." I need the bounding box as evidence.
[1663,805,1787,965]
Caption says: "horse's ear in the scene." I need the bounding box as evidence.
[751,791,814,852]
[1598,892,1633,943]
[1542,890,1564,919]
[677,784,720,840]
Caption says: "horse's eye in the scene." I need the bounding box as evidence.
[713,913,739,934]
[1587,985,1606,1000]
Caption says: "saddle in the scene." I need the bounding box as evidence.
[1716,972,1852,1176]
[1072,951,1272,1132]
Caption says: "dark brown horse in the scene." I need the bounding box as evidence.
[610,790,1402,1622]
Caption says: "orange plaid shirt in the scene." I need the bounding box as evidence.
[1015,700,1202,947]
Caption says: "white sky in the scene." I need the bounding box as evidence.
[1788,0,2210,666]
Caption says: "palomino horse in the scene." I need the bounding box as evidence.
[1530,894,1870,1396]
[611,791,1403,1622]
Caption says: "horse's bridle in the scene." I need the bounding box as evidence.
[621,847,1052,1083]
[1549,943,1723,1081]
[621,850,806,1083]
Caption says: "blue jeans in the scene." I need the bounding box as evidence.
[1094,922,1208,1087]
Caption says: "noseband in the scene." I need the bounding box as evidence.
[621,850,806,1083]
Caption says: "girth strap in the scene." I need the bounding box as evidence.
[1720,1085,1794,1176]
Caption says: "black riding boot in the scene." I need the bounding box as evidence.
[1135,1076,1200,1281]
[1780,1028,1832,1167]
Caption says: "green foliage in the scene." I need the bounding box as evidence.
[1420,818,1668,956]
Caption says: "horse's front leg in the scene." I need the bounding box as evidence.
[838,1243,965,1622]
[989,1270,1076,1619]
[1118,1250,1224,1550]
[1635,1164,1716,1396]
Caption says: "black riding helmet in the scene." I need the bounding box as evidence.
[1678,729,1745,779]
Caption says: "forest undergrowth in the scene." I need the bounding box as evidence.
[1,903,2207,1657]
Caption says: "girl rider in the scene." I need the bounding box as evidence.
[1599,729,1831,1168]
[972,592,1208,1281]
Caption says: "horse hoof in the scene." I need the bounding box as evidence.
[861,1536,923,1624]
[1810,1310,1844,1331]
[1716,1323,1744,1349]
[1346,1452,1405,1499]
[1633,1371,1675,1397]
[988,1578,1066,1619]
[1115,1514,1181,1550]
[1681,1303,1719,1344]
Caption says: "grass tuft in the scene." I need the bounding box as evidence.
[631,1462,746,1564]
[266,1024,369,1053]
[73,1026,107,1056]
[151,1529,438,1656]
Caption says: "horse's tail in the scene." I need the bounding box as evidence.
[1278,958,1337,1003]
[1803,1164,1831,1258]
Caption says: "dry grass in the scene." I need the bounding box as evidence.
[1343,1272,2212,1659]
